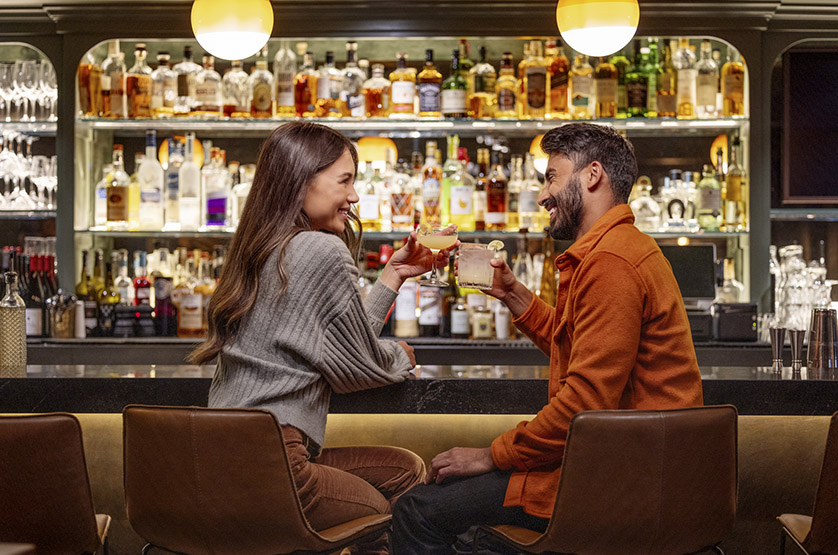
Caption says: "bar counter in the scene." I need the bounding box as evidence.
[3,364,837,415]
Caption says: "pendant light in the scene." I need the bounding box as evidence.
[191,0,274,61]
[556,0,640,57]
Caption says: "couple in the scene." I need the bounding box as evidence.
[191,121,703,553]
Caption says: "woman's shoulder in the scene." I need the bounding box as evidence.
[288,231,355,270]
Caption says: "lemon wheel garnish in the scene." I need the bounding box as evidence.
[487,240,505,251]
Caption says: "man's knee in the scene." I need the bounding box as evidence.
[393,482,435,524]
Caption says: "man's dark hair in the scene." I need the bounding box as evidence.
[540,123,638,204]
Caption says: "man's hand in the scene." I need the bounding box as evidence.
[424,447,496,484]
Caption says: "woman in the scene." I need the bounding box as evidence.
[191,121,452,553]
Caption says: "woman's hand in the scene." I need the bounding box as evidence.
[377,226,459,291]
[397,340,416,367]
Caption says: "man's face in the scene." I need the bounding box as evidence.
[538,154,584,241]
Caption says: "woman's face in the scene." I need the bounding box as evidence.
[302,149,358,234]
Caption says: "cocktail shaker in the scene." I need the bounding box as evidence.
[789,329,806,380]
[770,327,785,377]
[807,308,838,380]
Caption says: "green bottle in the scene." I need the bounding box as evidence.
[625,40,649,118]
[697,163,722,231]
[609,48,630,118]
[441,50,468,118]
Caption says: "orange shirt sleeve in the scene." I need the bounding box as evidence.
[492,252,646,470]
[513,293,558,356]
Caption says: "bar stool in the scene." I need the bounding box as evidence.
[777,411,838,555]
[473,405,738,555]
[0,413,111,555]
[122,405,392,555]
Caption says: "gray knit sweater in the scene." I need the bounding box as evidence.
[208,231,412,448]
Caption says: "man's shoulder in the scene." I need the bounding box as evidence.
[591,222,661,265]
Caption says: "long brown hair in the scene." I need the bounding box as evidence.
[191,122,360,365]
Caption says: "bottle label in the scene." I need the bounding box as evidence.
[110,71,126,117]
[100,74,111,91]
[395,282,418,321]
[194,82,220,110]
[473,190,487,219]
[441,89,467,115]
[486,210,506,224]
[84,300,98,331]
[626,81,648,109]
[726,175,743,201]
[423,177,441,197]
[418,82,441,113]
[551,69,569,89]
[390,81,415,107]
[98,304,117,336]
[25,308,43,336]
[359,194,380,220]
[140,188,162,204]
[128,75,152,118]
[135,287,151,304]
[525,67,547,109]
[473,74,496,94]
[347,93,365,117]
[519,189,539,213]
[696,73,717,106]
[595,78,618,104]
[497,88,516,112]
[251,82,272,113]
[494,306,512,339]
[391,192,413,224]
[572,75,593,96]
[450,185,474,215]
[107,186,129,221]
[316,75,331,100]
[723,73,744,102]
[179,293,203,330]
[154,277,173,301]
[471,311,493,339]
[451,309,470,335]
[418,288,441,325]
[276,72,295,107]
[699,187,722,212]
[676,69,697,105]
[657,93,677,114]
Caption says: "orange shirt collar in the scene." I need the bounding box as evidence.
[556,204,635,267]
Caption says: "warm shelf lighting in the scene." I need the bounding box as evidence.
[357,137,397,172]
[556,0,640,57]
[529,134,549,175]
[191,0,274,61]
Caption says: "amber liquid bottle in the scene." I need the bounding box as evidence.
[417,49,442,118]
[294,51,317,118]
[473,148,490,231]
[546,39,570,118]
[594,57,619,118]
[486,150,508,231]
[721,50,746,117]
[78,54,103,117]
[538,234,557,307]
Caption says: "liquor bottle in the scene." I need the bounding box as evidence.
[441,50,468,118]
[712,48,723,116]
[674,38,697,119]
[75,249,97,335]
[721,49,746,117]
[507,154,523,232]
[294,51,318,117]
[495,52,518,119]
[517,42,531,117]
[450,296,470,339]
[133,251,151,307]
[609,46,630,118]
[102,40,126,118]
[94,260,119,337]
[486,150,508,231]
[474,147,490,231]
[468,45,497,119]
[417,49,442,118]
[22,254,44,338]
[113,249,134,305]
[394,278,419,338]
[248,47,274,119]
[518,153,542,232]
[90,249,105,297]
[645,40,660,115]
[570,54,594,119]
[357,163,381,231]
[716,259,744,303]
[458,39,475,75]
[164,137,184,231]
[469,294,493,339]
[273,39,297,117]
[629,181,662,232]
[1,272,27,375]
[127,43,152,119]
[78,52,103,118]
[341,41,366,118]
[195,258,217,332]
[523,40,549,119]
[172,46,202,114]
[445,139,476,232]
[179,132,201,231]
[315,51,342,117]
[362,63,390,118]
[177,257,204,338]
[137,130,165,231]
[696,163,722,231]
[389,52,416,119]
[538,235,557,306]
[193,53,223,119]
[725,136,747,230]
[105,144,130,231]
[440,135,459,225]
[202,147,230,229]
[625,42,649,118]
[150,52,177,118]
[546,39,570,119]
[93,163,112,228]
[656,40,677,117]
[418,282,442,337]
[152,249,177,337]
[222,60,250,119]
[440,256,460,338]
[696,40,719,119]
[44,254,58,300]
[512,235,534,291]
[421,141,442,224]
[594,57,618,118]
[389,161,415,232]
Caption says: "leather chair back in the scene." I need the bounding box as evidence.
[540,405,738,555]
[806,412,838,553]
[123,405,357,555]
[0,413,102,555]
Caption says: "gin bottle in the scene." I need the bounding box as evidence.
[695,40,719,119]
[193,53,222,119]
[150,52,177,118]
[164,137,184,231]
[201,148,230,229]
[0,272,26,377]
[222,60,249,119]
[341,41,366,118]
[273,40,296,117]
[172,45,202,113]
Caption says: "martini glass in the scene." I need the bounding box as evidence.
[417,224,458,287]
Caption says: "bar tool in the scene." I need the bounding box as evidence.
[807,308,838,380]
[789,328,806,380]
[769,327,786,378]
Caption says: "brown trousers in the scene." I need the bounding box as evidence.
[282,425,426,554]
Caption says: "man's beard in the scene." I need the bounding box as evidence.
[547,173,584,241]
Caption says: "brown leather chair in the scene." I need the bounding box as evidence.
[778,411,838,555]
[474,405,738,555]
[0,413,111,555]
[122,405,392,555]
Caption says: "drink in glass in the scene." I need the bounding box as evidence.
[417,224,458,287]
[458,243,498,290]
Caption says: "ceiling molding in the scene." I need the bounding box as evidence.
[0,8,55,36]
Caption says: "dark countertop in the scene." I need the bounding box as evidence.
[2,364,837,416]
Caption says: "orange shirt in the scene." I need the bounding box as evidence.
[490,204,703,518]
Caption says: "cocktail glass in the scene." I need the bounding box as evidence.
[458,243,499,290]
[417,224,458,287]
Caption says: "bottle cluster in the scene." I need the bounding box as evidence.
[1,238,59,338]
[77,37,747,121]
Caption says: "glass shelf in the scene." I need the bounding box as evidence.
[75,117,749,139]
[0,209,57,219]
[0,121,57,135]
[770,208,838,222]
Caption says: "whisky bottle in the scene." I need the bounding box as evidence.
[674,38,697,119]
[495,52,518,119]
[248,47,274,119]
[696,163,722,231]
[172,46,202,115]
[468,45,497,119]
[625,42,649,117]
[518,153,542,233]
[546,39,570,119]
[222,59,250,119]
[486,150,508,231]
[341,41,366,118]
[315,51,343,118]
[193,53,222,119]
[696,39,719,118]
[474,147,490,231]
[362,64,390,118]
[421,141,442,224]
[609,46,630,118]
[105,144,130,231]
[523,40,549,119]
[294,51,318,118]
[77,52,102,118]
[126,44,152,119]
[357,164,381,231]
[507,154,523,232]
[417,49,442,118]
[570,54,594,119]
[150,52,177,119]
[594,57,618,118]
[273,39,296,117]
[389,52,416,119]
[721,49,746,117]
[645,40,660,115]
[725,136,747,230]
[101,40,126,118]
[517,42,531,117]
[441,50,468,118]
[656,41,677,117]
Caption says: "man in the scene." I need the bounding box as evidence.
[391,123,703,553]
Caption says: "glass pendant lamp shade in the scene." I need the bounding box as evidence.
[556,0,640,57]
[191,0,274,61]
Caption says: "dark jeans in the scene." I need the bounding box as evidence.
[391,470,550,555]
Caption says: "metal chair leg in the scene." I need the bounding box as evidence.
[141,544,153,555]
[780,528,786,555]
